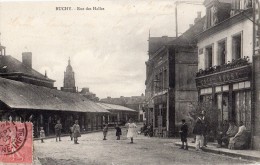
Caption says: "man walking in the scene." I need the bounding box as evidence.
[55,120,62,142]
[193,114,205,151]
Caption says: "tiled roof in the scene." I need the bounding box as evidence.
[97,102,137,112]
[0,55,54,82]
[0,77,108,113]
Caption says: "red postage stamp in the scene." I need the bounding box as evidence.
[0,122,33,164]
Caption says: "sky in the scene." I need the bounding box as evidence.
[0,0,205,99]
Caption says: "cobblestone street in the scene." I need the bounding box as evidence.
[34,127,257,165]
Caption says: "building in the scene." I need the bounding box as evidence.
[100,94,145,121]
[252,0,260,150]
[97,102,137,125]
[80,87,99,101]
[61,58,76,93]
[0,48,55,88]
[0,44,109,137]
[144,14,204,137]
[195,0,256,147]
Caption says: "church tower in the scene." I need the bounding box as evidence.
[61,58,76,93]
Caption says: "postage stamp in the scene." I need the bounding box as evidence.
[0,122,33,164]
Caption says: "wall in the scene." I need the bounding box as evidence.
[198,19,253,70]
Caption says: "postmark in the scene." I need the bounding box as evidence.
[0,122,33,164]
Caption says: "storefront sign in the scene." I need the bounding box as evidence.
[196,65,251,88]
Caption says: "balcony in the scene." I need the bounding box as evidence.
[195,57,252,88]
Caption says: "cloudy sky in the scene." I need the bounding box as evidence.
[0,0,205,99]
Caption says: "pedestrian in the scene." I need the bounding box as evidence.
[179,119,188,150]
[69,124,74,141]
[193,113,205,151]
[125,118,137,143]
[202,110,209,147]
[115,124,122,140]
[55,120,62,142]
[39,127,45,143]
[73,120,81,144]
[103,124,108,140]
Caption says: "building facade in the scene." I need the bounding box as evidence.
[61,58,76,93]
[144,15,204,137]
[196,0,255,146]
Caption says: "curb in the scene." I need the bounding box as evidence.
[175,142,260,162]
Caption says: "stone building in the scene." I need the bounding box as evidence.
[195,0,256,148]
[61,58,76,93]
[144,14,204,137]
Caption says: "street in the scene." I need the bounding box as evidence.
[34,127,256,165]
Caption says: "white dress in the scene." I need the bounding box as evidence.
[126,123,137,138]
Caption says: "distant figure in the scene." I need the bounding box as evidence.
[55,120,62,142]
[103,124,108,140]
[179,119,188,150]
[39,127,45,143]
[221,120,238,147]
[125,118,137,143]
[69,124,74,141]
[216,120,229,148]
[193,114,205,151]
[73,120,81,144]
[115,124,122,140]
[229,121,247,149]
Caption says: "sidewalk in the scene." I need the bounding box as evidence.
[175,139,260,162]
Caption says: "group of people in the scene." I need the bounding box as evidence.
[140,123,153,137]
[217,120,248,149]
[39,118,138,144]
[179,111,248,151]
[39,120,81,144]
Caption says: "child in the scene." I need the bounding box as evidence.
[39,127,45,143]
[179,119,188,150]
[115,124,122,140]
[126,118,137,143]
[73,120,81,144]
[55,120,62,142]
[103,124,108,140]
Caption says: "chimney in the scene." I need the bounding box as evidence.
[22,52,32,68]
[197,12,201,19]
[194,11,202,24]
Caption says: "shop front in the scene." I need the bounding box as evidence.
[196,63,252,134]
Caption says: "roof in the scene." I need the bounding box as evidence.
[97,102,137,112]
[0,55,54,82]
[0,77,109,113]
[168,16,206,46]
[148,36,176,55]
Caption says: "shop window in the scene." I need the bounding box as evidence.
[205,46,213,68]
[232,33,242,60]
[218,40,226,65]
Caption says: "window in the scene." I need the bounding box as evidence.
[218,39,226,65]
[205,46,213,68]
[232,33,242,60]
[206,6,218,28]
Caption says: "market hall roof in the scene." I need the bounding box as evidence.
[0,77,109,113]
[97,102,137,112]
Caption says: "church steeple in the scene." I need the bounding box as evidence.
[61,57,76,93]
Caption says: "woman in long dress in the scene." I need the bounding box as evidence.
[126,118,137,143]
